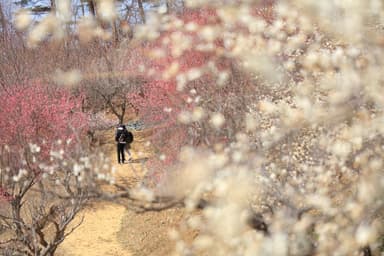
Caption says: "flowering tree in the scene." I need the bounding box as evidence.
[4,0,384,255]
[0,84,87,154]
[0,84,103,255]
[122,1,384,255]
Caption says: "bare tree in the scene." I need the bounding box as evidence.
[0,141,94,255]
[82,44,143,124]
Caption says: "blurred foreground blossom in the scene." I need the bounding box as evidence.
[53,69,83,87]
[14,9,32,31]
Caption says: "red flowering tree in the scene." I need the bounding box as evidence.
[0,84,88,155]
[0,84,98,255]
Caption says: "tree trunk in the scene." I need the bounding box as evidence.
[88,0,96,16]
[11,197,23,237]
[81,2,85,17]
[137,0,146,23]
[166,0,171,14]
[0,3,7,36]
[113,20,119,44]
[50,0,56,11]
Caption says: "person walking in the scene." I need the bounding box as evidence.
[115,124,133,164]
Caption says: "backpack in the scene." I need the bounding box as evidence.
[126,131,133,144]
[118,130,133,144]
[118,132,127,144]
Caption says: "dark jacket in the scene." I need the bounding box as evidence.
[115,125,133,144]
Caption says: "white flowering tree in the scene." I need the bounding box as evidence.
[121,0,384,255]
[0,142,111,255]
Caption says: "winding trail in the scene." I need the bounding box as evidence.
[56,129,144,256]
[56,130,194,256]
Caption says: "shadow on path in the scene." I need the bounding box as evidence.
[123,157,149,164]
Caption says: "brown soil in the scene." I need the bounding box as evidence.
[56,130,195,256]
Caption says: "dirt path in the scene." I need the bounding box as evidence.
[56,130,147,256]
[56,202,131,256]
[56,131,194,256]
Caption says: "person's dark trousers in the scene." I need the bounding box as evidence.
[117,143,126,163]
